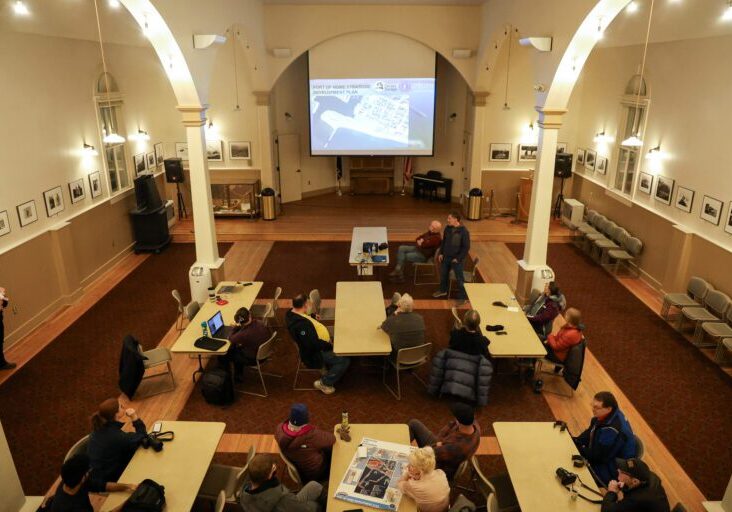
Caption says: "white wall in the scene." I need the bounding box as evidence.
[571,33,732,250]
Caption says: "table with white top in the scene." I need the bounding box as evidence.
[333,281,391,356]
[100,421,225,512]
[465,283,547,359]
[494,422,601,512]
[170,280,263,380]
[349,227,389,276]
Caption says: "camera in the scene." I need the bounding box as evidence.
[141,434,164,452]
[553,420,568,432]
[556,467,578,486]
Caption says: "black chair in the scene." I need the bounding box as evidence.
[535,340,587,396]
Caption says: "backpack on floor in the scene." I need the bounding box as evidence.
[122,479,165,512]
[201,367,234,405]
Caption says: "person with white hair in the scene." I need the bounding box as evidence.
[388,220,442,282]
[397,446,450,512]
[380,293,425,358]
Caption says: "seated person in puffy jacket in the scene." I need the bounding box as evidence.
[449,310,490,359]
[524,281,566,338]
[275,403,335,483]
[544,307,584,363]
[574,391,637,486]
[239,454,323,512]
[286,293,350,395]
[407,402,481,480]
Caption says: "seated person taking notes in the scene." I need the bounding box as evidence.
[449,310,490,359]
[286,293,350,395]
[380,293,425,358]
[524,281,566,338]
[388,220,442,282]
[223,307,271,380]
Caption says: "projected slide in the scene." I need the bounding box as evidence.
[309,78,436,156]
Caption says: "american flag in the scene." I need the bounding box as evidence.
[403,156,413,183]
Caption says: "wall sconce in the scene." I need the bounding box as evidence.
[449,113,457,122]
[645,145,662,160]
[82,143,98,156]
[284,112,293,121]
[593,130,614,144]
[129,129,150,141]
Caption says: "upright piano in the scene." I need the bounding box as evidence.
[412,170,453,203]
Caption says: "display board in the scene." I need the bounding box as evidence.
[335,437,413,510]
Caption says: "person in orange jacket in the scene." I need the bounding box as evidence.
[544,307,584,363]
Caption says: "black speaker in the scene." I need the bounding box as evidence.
[164,158,185,183]
[554,153,573,178]
[133,174,163,212]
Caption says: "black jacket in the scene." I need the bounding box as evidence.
[88,419,147,492]
[601,473,670,512]
[286,310,332,369]
[440,225,470,262]
[427,349,493,406]
[448,328,490,359]
[118,335,145,398]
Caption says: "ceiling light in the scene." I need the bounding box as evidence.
[103,130,126,144]
[621,134,644,147]
[108,0,120,8]
[82,143,98,156]
[13,1,30,16]
[723,0,732,21]
[129,129,150,141]
[626,1,639,13]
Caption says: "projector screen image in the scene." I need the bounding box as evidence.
[309,78,436,156]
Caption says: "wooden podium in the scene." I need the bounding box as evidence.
[517,176,533,222]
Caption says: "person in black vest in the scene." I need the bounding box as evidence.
[0,286,16,370]
[433,211,471,305]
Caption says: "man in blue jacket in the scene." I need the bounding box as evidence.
[433,211,471,304]
[574,391,637,486]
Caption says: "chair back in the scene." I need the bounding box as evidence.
[278,450,303,487]
[184,300,200,321]
[449,494,477,512]
[486,494,498,512]
[397,343,432,367]
[585,210,597,224]
[671,503,687,512]
[725,306,732,326]
[261,302,274,326]
[623,236,643,257]
[64,434,90,462]
[593,216,608,232]
[234,445,257,498]
[470,455,497,494]
[563,340,586,390]
[172,289,184,313]
[704,290,732,318]
[602,221,618,236]
[451,307,463,329]
[469,257,480,281]
[272,286,283,314]
[634,434,645,459]
[256,331,278,362]
[213,490,226,512]
[309,289,322,315]
[687,277,712,303]
[608,225,626,244]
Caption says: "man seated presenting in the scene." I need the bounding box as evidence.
[524,281,566,338]
[239,453,323,512]
[407,402,481,479]
[601,458,670,512]
[388,220,442,282]
[380,293,425,358]
[286,293,350,395]
[574,391,637,486]
[275,403,335,483]
[224,306,271,381]
[544,307,584,364]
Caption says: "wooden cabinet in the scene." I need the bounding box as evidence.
[349,157,395,195]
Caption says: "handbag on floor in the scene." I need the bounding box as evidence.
[201,367,234,405]
[122,478,166,511]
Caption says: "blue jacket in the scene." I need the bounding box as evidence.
[427,349,493,406]
[574,408,637,486]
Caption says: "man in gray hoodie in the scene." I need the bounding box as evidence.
[239,454,323,512]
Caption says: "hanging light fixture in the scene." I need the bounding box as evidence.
[94,0,126,145]
[722,0,732,21]
[622,0,656,147]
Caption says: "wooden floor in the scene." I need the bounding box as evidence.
[170,193,573,243]
[2,210,716,511]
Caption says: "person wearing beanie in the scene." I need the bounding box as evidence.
[275,403,336,483]
[87,398,147,493]
[407,402,481,479]
[601,458,670,512]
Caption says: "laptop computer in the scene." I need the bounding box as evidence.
[217,284,237,294]
[207,311,234,340]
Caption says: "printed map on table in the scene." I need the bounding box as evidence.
[335,437,413,510]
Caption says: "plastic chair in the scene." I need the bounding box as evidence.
[290,339,322,391]
[237,331,281,397]
[383,343,431,400]
[172,289,185,331]
[471,456,519,512]
[451,307,463,329]
[136,343,176,397]
[198,445,256,503]
[64,435,90,463]
[278,450,303,489]
[213,490,226,512]
[634,434,645,459]
[252,286,282,327]
[309,289,335,322]
[681,290,731,345]
[449,257,480,298]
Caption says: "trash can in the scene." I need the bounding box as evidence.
[466,188,483,220]
[261,188,276,220]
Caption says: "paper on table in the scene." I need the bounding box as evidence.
[507,306,520,312]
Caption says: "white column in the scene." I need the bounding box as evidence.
[254,91,275,189]
[521,108,565,267]
[178,105,222,268]
[468,92,489,190]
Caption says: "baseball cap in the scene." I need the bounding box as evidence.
[616,458,650,482]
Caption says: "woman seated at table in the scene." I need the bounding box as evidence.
[397,446,450,512]
[448,310,490,360]
[87,398,147,492]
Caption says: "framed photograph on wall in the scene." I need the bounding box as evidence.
[89,171,102,198]
[654,175,674,205]
[700,195,723,225]
[146,152,156,170]
[43,186,65,217]
[0,210,10,237]
[596,156,608,175]
[585,149,596,171]
[68,178,86,204]
[674,186,694,213]
[17,200,38,227]
[557,142,568,153]
[133,153,146,175]
[229,141,252,160]
[638,172,653,194]
[517,144,538,162]
[725,202,732,235]
[175,142,189,160]
[154,142,164,165]
[576,148,585,165]
[206,140,224,161]
[489,143,512,162]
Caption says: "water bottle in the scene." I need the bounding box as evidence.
[341,411,349,430]
[201,321,208,337]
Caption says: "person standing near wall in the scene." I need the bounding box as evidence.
[0,287,16,370]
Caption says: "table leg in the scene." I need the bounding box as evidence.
[192,354,205,383]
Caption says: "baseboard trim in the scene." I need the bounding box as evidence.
[633,262,664,292]
[301,187,337,199]
[79,242,136,289]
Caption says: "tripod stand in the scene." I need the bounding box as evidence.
[175,182,187,219]
[552,176,566,219]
